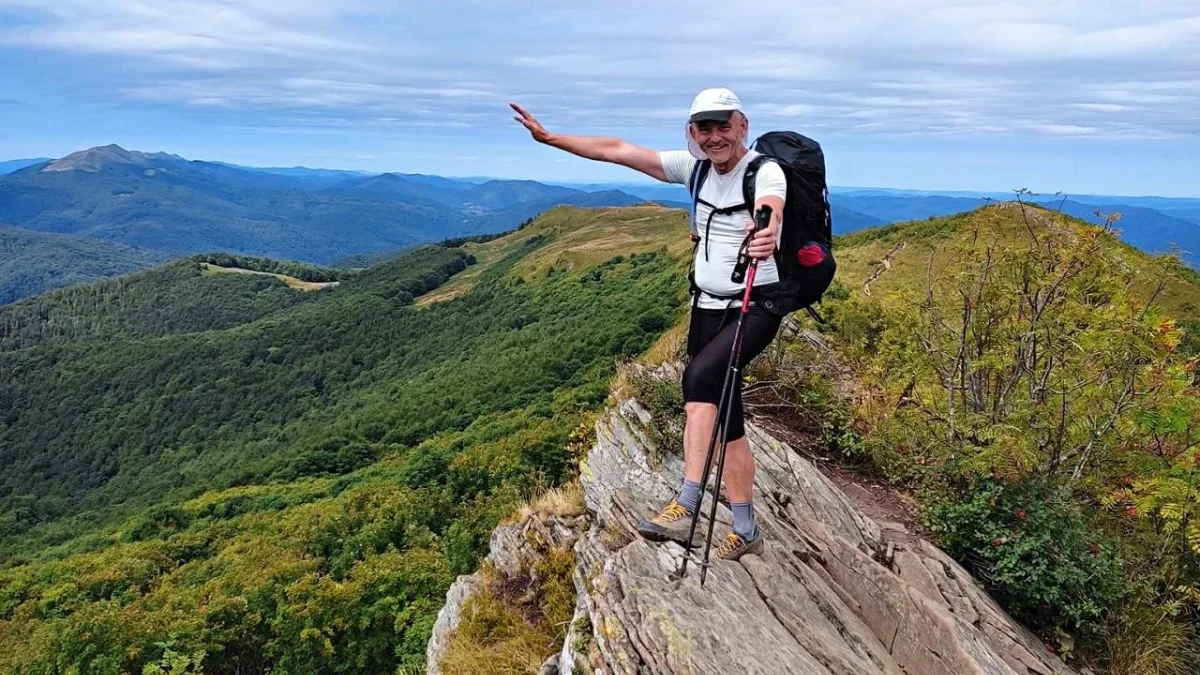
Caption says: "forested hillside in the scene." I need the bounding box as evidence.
[0,254,342,351]
[5,200,1200,673]
[0,227,173,305]
[0,205,691,673]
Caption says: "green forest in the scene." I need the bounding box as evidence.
[0,227,173,305]
[4,201,1200,674]
[0,207,688,673]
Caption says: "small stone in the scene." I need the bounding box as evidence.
[539,654,560,675]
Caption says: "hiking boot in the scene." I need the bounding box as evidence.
[716,530,764,561]
[637,499,696,544]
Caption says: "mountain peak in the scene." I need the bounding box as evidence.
[40,144,174,173]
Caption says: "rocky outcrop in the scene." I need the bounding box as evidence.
[558,391,1083,675]
[424,574,479,675]
[428,368,1085,674]
[425,511,589,675]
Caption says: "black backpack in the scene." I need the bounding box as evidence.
[687,131,836,319]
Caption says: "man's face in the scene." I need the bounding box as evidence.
[689,114,746,164]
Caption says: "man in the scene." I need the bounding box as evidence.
[511,88,785,561]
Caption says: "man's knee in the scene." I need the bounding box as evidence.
[725,420,745,443]
[682,359,719,404]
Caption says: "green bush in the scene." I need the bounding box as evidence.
[921,477,1126,649]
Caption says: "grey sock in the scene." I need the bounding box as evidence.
[732,501,759,540]
[678,479,702,515]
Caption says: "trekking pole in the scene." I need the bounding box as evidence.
[673,205,773,586]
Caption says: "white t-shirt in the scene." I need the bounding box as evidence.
[659,149,787,309]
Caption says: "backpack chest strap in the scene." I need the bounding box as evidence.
[689,155,769,261]
[692,196,753,261]
[695,196,752,217]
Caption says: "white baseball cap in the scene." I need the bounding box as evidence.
[686,87,744,158]
[688,87,743,123]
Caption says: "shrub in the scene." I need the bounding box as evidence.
[921,477,1126,650]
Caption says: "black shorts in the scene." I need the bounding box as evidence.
[682,298,782,442]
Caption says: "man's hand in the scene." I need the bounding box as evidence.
[508,102,667,181]
[745,202,783,260]
[511,103,553,143]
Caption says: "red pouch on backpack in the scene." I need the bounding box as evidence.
[797,243,825,267]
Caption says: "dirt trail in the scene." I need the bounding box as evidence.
[863,241,908,297]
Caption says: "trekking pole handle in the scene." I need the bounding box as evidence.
[753,204,773,233]
[731,205,773,284]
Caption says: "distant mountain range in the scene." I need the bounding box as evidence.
[825,190,1200,263]
[3,145,1199,304]
[0,145,647,264]
[556,181,1200,262]
[208,162,375,181]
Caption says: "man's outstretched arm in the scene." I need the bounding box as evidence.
[510,103,667,182]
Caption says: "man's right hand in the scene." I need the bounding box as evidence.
[507,102,667,182]
[510,103,553,144]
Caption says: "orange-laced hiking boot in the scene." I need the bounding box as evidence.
[715,530,764,561]
[637,499,696,544]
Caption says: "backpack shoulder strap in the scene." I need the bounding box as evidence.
[687,159,711,239]
[741,154,773,208]
[687,160,712,203]
[687,158,712,194]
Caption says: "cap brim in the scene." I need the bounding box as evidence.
[689,110,734,123]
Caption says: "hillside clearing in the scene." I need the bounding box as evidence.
[200,262,339,291]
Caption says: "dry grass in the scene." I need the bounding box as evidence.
[199,263,338,291]
[414,282,473,306]
[437,533,579,675]
[509,482,586,525]
[1106,609,1200,675]
[439,481,588,673]
[508,205,691,282]
[640,320,688,366]
[437,566,554,675]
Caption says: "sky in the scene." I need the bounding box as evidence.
[1,0,1198,197]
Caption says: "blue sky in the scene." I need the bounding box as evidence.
[1,0,1198,197]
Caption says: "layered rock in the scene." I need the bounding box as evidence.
[559,394,1082,675]
[428,370,1085,674]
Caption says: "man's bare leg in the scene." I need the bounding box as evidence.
[684,401,761,555]
[637,401,758,543]
[683,400,756,505]
[683,402,754,502]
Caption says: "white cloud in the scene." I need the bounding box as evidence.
[0,0,1197,139]
[1028,123,1099,136]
